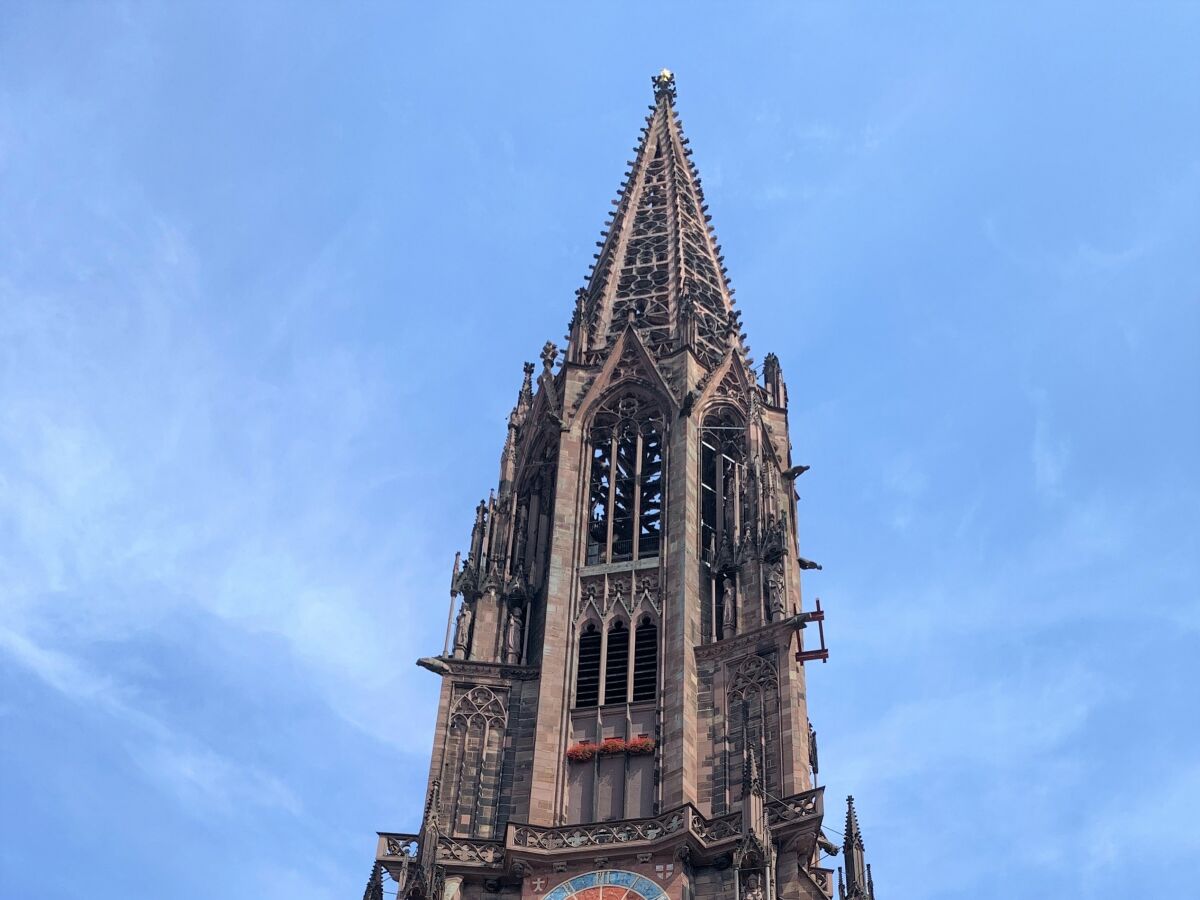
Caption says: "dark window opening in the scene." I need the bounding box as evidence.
[604,621,630,704]
[700,439,718,564]
[701,408,746,642]
[586,444,611,565]
[585,391,665,566]
[575,624,602,708]
[638,430,662,559]
[611,428,638,562]
[632,616,658,702]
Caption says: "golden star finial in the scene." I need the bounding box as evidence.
[652,67,677,102]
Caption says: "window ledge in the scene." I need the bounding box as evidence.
[579,556,659,576]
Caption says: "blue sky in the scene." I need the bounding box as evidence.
[2,3,1198,898]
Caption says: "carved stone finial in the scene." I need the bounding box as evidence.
[541,340,559,371]
[652,68,676,103]
[570,287,588,330]
[511,361,536,428]
[744,729,762,793]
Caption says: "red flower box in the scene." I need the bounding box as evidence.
[565,742,597,763]
[597,737,627,757]
[626,736,656,756]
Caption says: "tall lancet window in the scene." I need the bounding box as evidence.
[586,391,666,565]
[631,615,658,702]
[700,406,746,640]
[574,624,602,708]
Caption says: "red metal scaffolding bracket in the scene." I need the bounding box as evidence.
[795,597,829,664]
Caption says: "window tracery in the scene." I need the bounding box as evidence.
[725,654,781,809]
[605,140,673,357]
[442,685,508,840]
[701,406,747,640]
[586,390,665,565]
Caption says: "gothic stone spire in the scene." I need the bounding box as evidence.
[370,70,861,900]
[573,69,743,372]
[838,795,876,900]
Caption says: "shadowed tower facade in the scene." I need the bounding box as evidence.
[362,71,877,900]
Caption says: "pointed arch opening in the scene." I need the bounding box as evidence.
[575,623,602,708]
[585,389,667,565]
[701,405,747,640]
[442,685,508,839]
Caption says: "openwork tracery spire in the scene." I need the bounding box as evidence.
[573,70,743,372]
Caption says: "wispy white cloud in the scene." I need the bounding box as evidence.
[0,625,300,816]
[0,202,436,803]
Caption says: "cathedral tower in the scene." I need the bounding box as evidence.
[362,71,877,900]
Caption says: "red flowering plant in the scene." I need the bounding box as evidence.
[626,736,656,756]
[565,742,597,763]
[597,737,627,757]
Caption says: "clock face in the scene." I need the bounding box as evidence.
[543,870,668,900]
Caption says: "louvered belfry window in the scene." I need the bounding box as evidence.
[631,616,658,702]
[575,616,660,709]
[604,621,630,703]
[575,624,602,708]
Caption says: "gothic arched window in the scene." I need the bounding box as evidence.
[701,406,746,561]
[726,653,781,808]
[586,391,665,565]
[701,407,746,640]
[442,685,508,838]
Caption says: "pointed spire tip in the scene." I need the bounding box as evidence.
[652,68,676,103]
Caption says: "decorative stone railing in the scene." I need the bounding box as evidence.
[437,836,505,867]
[379,789,822,881]
[505,788,822,857]
[374,835,418,900]
[377,832,505,871]
[509,808,692,852]
[378,833,420,860]
[768,790,821,826]
[687,810,741,843]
